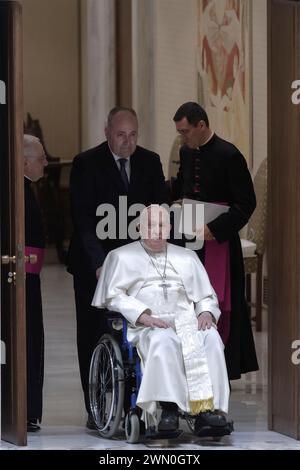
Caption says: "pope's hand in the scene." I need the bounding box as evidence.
[198,311,214,330]
[137,311,169,329]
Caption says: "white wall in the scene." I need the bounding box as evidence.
[132,0,155,150]
[152,0,198,176]
[80,0,116,150]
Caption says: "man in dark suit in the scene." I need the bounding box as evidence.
[24,134,48,432]
[67,107,167,426]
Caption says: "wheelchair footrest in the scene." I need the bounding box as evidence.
[194,420,234,438]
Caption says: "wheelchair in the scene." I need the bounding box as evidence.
[88,311,233,443]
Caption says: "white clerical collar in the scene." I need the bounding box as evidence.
[25,175,33,182]
[199,131,214,149]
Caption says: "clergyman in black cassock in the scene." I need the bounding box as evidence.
[172,102,258,380]
[24,134,48,431]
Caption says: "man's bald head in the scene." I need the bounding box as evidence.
[105,107,138,158]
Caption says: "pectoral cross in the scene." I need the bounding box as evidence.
[159,280,171,300]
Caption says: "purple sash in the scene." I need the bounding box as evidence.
[204,238,231,345]
[193,154,231,344]
[25,246,45,274]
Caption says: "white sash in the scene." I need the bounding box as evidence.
[175,307,214,414]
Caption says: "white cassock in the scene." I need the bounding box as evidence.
[92,241,229,424]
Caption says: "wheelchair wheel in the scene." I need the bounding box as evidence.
[125,412,140,444]
[89,334,124,438]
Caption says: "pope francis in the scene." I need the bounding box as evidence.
[92,205,230,434]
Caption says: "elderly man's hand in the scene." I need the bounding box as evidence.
[137,311,169,329]
[195,224,214,241]
[198,311,214,330]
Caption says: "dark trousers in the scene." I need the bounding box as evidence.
[26,274,44,421]
[73,273,108,413]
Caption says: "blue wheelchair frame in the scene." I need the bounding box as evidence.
[120,318,142,410]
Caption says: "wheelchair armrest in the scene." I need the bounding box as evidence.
[106,310,123,320]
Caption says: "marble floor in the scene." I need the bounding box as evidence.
[1,264,300,450]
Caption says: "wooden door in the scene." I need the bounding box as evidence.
[0,0,26,446]
[268,0,300,439]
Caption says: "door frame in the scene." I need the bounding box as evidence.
[0,0,26,446]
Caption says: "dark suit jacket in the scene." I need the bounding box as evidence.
[25,178,45,250]
[67,141,167,276]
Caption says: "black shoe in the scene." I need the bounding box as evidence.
[194,411,227,435]
[158,409,179,432]
[27,419,41,432]
[86,414,97,430]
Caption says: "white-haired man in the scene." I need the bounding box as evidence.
[92,205,231,435]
